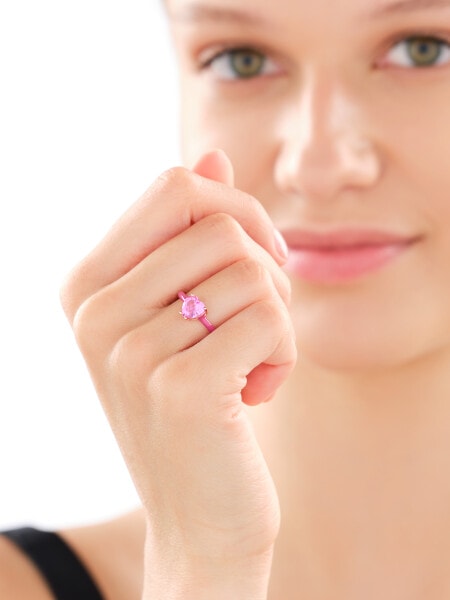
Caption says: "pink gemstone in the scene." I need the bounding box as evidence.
[181,295,206,319]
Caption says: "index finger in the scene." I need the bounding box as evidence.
[61,151,287,323]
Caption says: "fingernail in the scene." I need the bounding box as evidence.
[274,229,289,261]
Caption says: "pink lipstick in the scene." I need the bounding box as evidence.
[282,228,421,284]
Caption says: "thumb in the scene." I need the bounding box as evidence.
[191,148,235,187]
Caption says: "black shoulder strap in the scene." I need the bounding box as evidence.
[1,527,104,600]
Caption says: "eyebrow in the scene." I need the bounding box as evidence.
[366,0,450,18]
[167,3,273,29]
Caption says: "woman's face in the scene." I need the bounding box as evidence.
[166,0,450,371]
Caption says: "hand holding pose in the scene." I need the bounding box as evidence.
[4,0,450,597]
[60,149,297,599]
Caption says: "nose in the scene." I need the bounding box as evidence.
[274,72,382,203]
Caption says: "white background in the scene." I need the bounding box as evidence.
[0,1,181,529]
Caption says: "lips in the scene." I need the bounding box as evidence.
[281,227,419,250]
[281,227,421,283]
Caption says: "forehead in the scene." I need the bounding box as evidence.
[166,0,450,27]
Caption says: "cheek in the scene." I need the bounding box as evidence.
[395,110,450,250]
[379,80,450,221]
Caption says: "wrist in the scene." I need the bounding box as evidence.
[142,537,273,600]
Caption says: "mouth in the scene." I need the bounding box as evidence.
[281,227,423,284]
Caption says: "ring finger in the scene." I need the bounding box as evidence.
[114,255,286,369]
[75,213,290,355]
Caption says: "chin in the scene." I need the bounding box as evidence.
[289,295,440,374]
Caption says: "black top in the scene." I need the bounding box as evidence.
[0,526,105,600]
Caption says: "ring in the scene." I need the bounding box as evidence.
[178,291,215,333]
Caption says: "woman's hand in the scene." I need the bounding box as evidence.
[60,150,297,598]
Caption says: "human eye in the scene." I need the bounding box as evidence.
[199,46,281,80]
[382,34,450,69]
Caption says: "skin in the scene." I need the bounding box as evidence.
[3,0,450,599]
[166,0,450,597]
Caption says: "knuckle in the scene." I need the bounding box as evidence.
[151,352,195,395]
[59,274,74,321]
[109,328,154,392]
[252,297,287,332]
[235,258,272,290]
[278,268,292,305]
[59,259,91,325]
[203,212,248,254]
[204,211,238,232]
[147,357,200,425]
[242,257,291,308]
[252,299,295,360]
[71,292,105,355]
[146,358,174,399]
[153,165,200,198]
